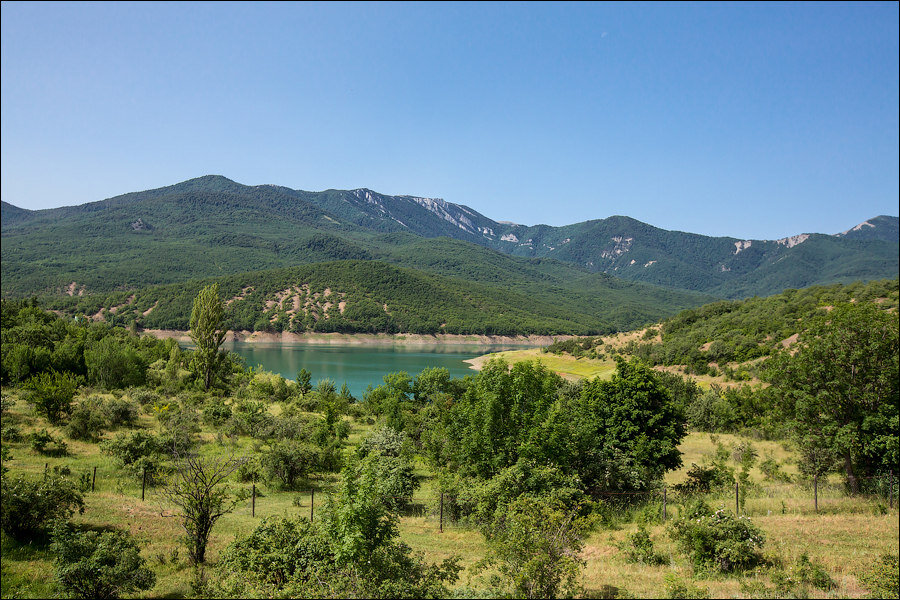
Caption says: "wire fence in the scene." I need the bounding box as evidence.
[72,465,898,533]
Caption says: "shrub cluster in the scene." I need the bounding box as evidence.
[0,472,85,541]
[667,501,765,573]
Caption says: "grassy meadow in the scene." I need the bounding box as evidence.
[1,385,896,599]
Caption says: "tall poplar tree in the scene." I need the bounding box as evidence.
[189,283,227,391]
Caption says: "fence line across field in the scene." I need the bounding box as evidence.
[80,465,896,532]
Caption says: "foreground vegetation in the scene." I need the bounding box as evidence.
[1,286,897,598]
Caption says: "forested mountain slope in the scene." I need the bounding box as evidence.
[42,260,712,335]
[2,175,896,299]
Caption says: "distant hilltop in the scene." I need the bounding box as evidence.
[2,175,897,300]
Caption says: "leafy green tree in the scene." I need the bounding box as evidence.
[216,517,331,593]
[565,358,687,492]
[30,428,69,456]
[189,283,228,391]
[51,523,156,599]
[319,457,461,598]
[443,359,562,478]
[230,399,273,438]
[413,366,457,401]
[339,381,355,403]
[84,336,146,389]
[365,371,415,433]
[449,459,586,527]
[23,370,79,424]
[261,440,319,490]
[767,303,899,491]
[66,396,107,442]
[357,427,419,510]
[100,430,167,482]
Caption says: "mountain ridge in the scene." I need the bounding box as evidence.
[2,175,897,299]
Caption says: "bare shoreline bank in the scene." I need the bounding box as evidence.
[142,329,568,347]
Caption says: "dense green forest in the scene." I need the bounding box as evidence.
[39,258,711,336]
[3,176,897,299]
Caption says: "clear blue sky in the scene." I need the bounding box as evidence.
[2,1,897,239]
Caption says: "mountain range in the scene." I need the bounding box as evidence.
[1,175,897,334]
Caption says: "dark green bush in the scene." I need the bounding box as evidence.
[236,455,264,483]
[84,337,147,389]
[1,424,23,442]
[103,397,139,428]
[66,396,107,442]
[202,396,232,427]
[30,429,69,456]
[672,462,734,495]
[100,430,167,481]
[686,389,737,432]
[261,440,319,490]
[0,472,85,541]
[129,388,159,406]
[664,573,710,599]
[475,494,587,599]
[52,522,156,599]
[217,458,460,599]
[758,456,793,483]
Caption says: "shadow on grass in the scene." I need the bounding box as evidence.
[1,531,54,559]
[400,502,428,517]
[1,521,127,558]
[584,584,630,599]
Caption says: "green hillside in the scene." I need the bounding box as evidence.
[545,278,900,374]
[2,176,896,301]
[43,259,711,336]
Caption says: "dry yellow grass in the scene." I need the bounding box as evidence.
[466,348,618,380]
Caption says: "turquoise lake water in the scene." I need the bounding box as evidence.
[223,342,520,399]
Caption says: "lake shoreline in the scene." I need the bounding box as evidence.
[142,329,568,347]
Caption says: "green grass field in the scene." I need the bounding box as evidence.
[1,388,897,599]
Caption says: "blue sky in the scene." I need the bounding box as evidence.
[2,1,897,239]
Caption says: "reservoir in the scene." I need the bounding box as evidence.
[224,341,520,399]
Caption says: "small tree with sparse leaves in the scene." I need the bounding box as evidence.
[160,452,246,564]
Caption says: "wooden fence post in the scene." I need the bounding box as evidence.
[310,489,315,522]
[889,470,894,510]
[735,481,739,515]
[662,486,667,521]
[141,466,147,501]
[440,492,444,533]
[92,466,97,492]
[814,473,818,513]
[252,483,256,517]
